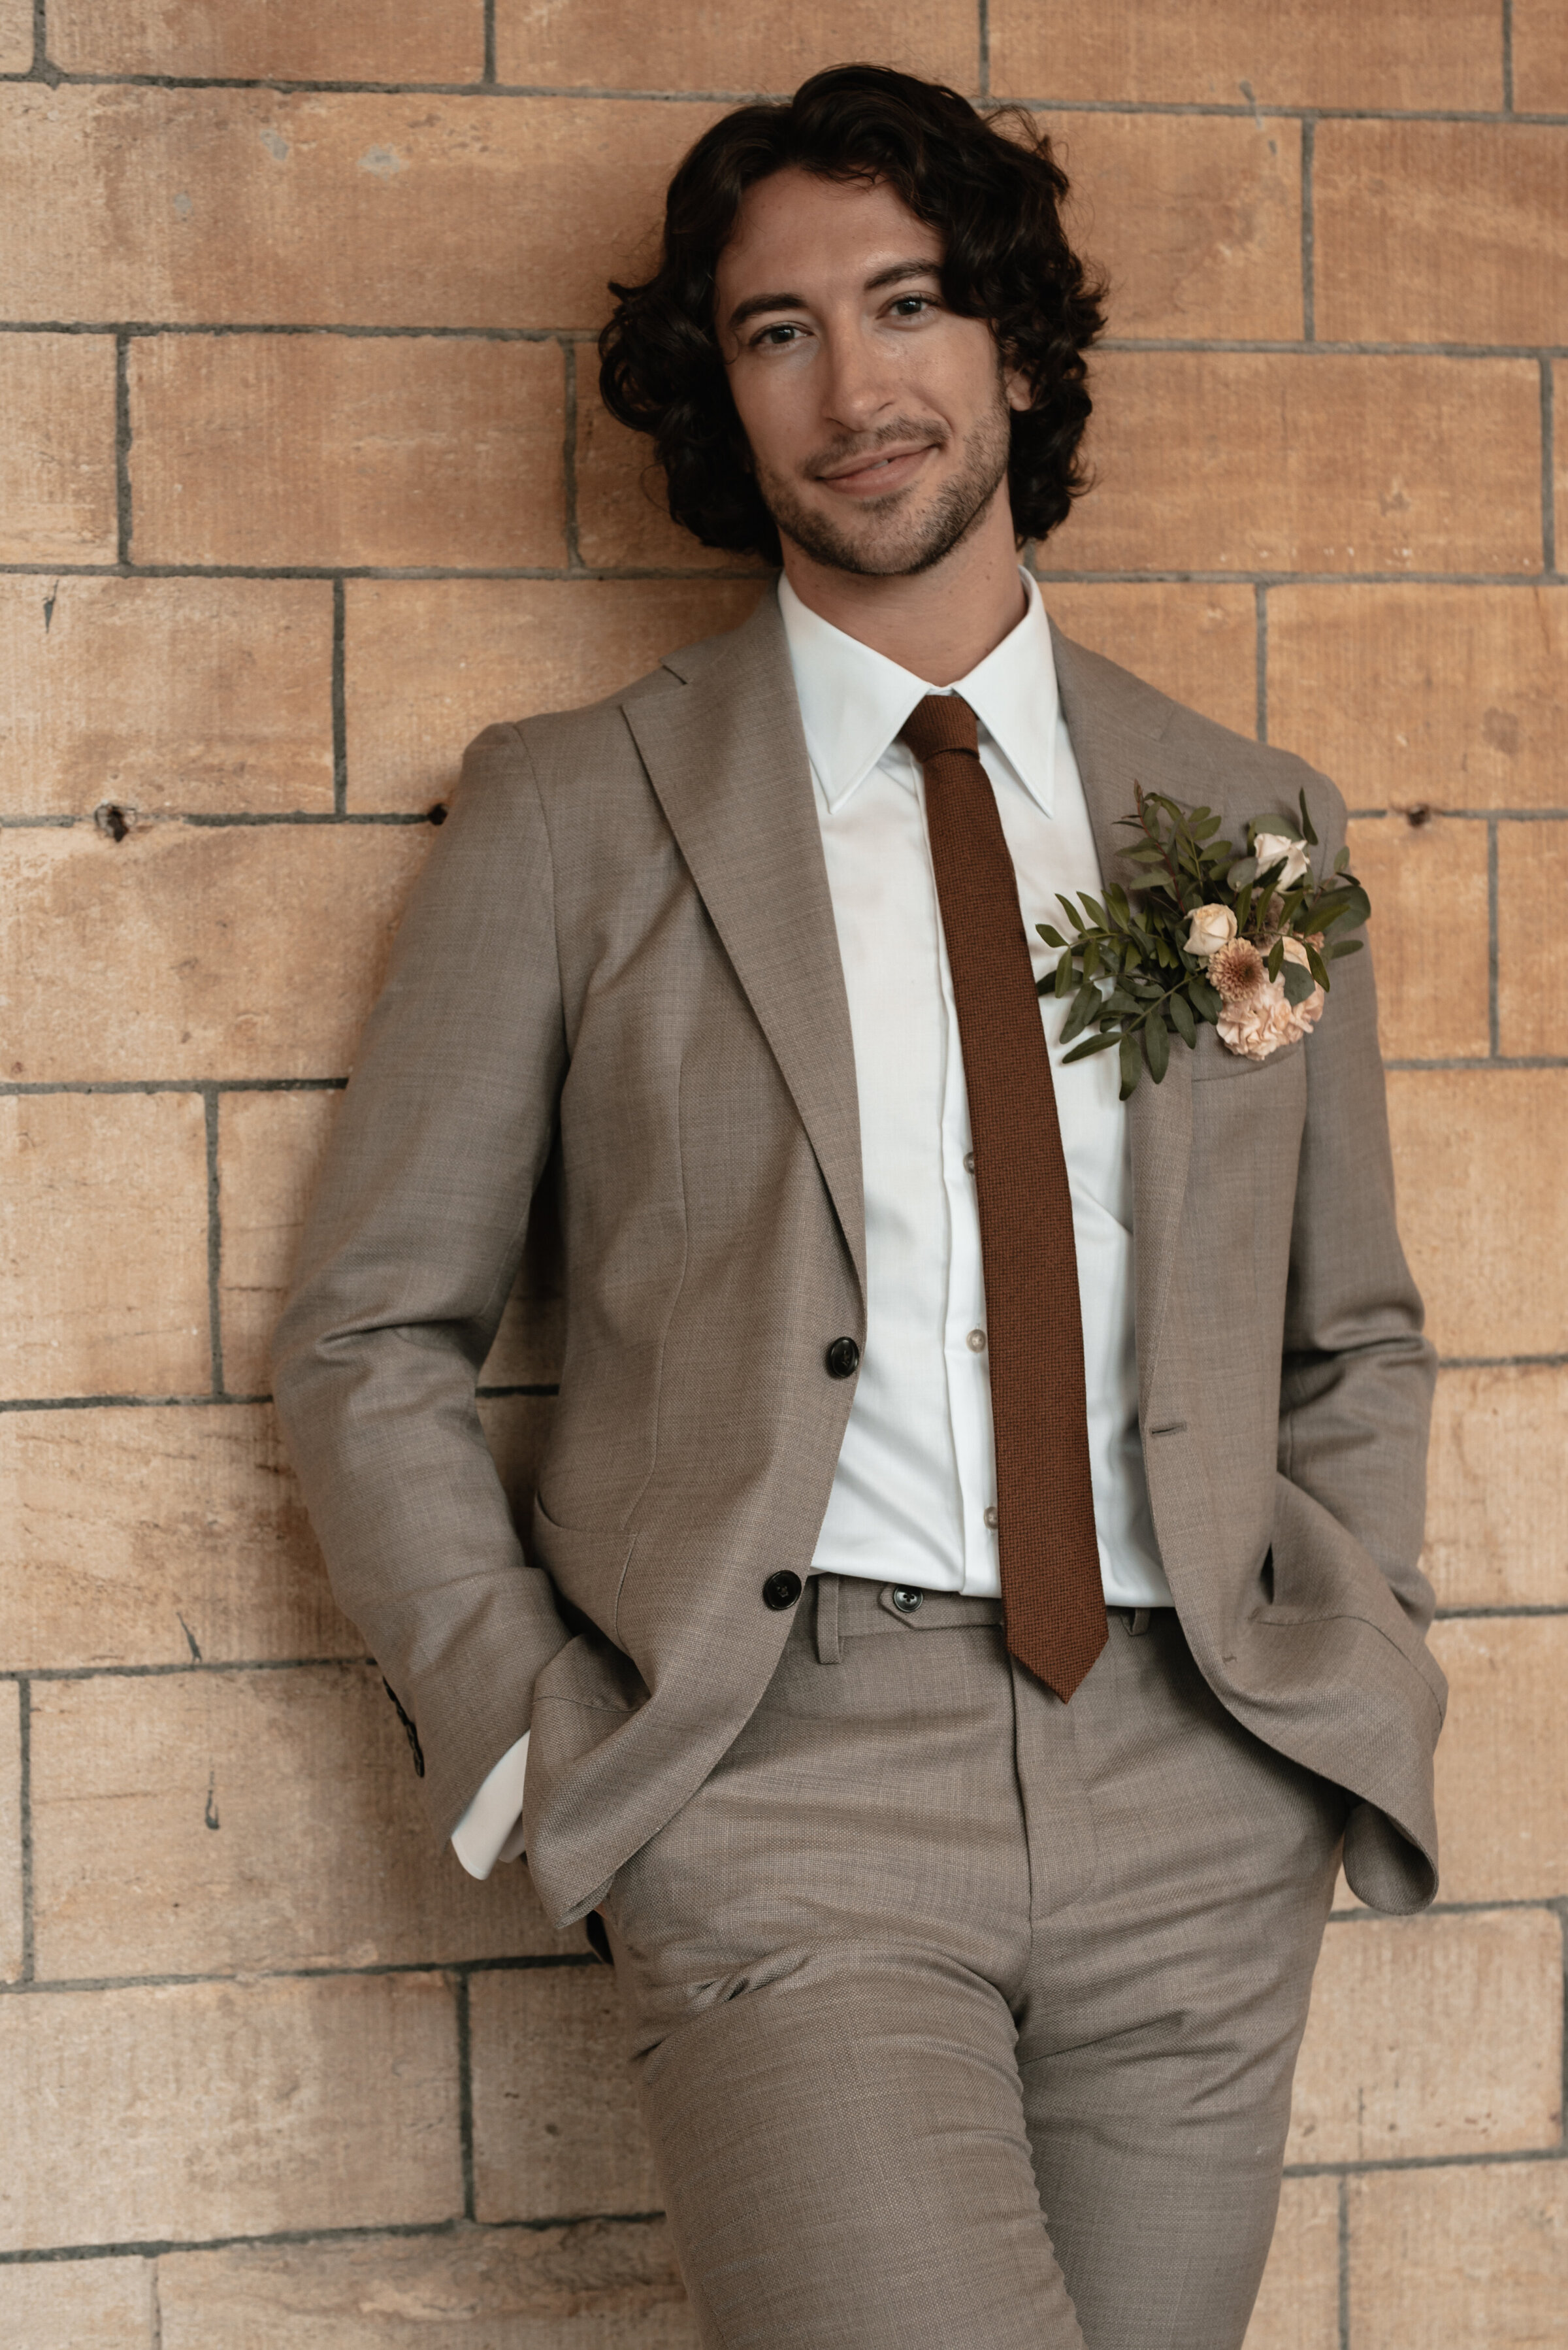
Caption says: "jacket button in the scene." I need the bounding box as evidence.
[762,1570,803,1611]
[891,1587,923,1614]
[825,1336,860,1378]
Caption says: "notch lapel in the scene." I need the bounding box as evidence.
[1050,621,1192,1411]
[623,592,866,1296]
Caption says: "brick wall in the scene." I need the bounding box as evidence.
[1,3,1563,2340]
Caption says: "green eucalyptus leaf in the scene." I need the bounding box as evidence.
[1281,959,1316,1006]
[1062,1028,1123,1064]
[1118,1028,1144,1101]
[1306,944,1330,991]
[1328,938,1365,959]
[1060,980,1101,1044]
[1189,978,1222,1023]
[1036,923,1066,950]
[1082,936,1102,982]
[1227,856,1258,889]
[1169,990,1197,1046]
[1333,846,1350,874]
[1054,948,1077,999]
[1267,938,1285,982]
[1190,814,1222,840]
[1143,1012,1170,1082]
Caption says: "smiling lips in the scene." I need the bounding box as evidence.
[815,441,938,498]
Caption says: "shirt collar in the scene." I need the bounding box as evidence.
[777,568,1060,818]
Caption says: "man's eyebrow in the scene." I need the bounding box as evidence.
[725,259,941,333]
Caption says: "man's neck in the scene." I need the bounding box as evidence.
[776,495,1028,686]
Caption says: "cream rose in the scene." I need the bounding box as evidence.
[1280,935,1326,1042]
[1254,832,1311,887]
[1184,902,1238,958]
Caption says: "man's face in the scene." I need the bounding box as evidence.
[714,169,1029,578]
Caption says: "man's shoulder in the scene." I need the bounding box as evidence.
[489,598,770,764]
[1050,623,1348,843]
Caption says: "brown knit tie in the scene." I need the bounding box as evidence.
[901,693,1106,1700]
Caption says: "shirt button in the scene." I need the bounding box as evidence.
[964,1151,975,1173]
[762,1570,803,1611]
[983,1506,999,1530]
[825,1336,860,1379]
[891,1587,924,1614]
[966,1329,987,1352]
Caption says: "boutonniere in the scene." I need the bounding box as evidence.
[1036,787,1370,1099]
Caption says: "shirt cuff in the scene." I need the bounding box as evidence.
[449,1729,530,1880]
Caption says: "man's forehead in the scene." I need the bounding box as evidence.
[717,169,942,290]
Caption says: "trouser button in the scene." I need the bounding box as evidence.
[891,1587,924,1614]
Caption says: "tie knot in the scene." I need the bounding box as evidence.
[900,693,980,769]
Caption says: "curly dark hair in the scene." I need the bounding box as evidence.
[598,64,1107,565]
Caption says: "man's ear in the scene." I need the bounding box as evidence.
[1003,361,1035,414]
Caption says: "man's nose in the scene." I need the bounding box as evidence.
[819,323,900,431]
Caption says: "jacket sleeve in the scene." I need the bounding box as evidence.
[271,721,572,1840]
[1278,776,1439,1636]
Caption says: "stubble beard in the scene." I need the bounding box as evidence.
[753,393,1014,580]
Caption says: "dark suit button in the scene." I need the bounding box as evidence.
[762,1570,803,1611]
[891,1587,923,1614]
[825,1336,860,1379]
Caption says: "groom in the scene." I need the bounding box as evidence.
[274,65,1444,2350]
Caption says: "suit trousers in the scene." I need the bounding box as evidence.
[600,1575,1346,2349]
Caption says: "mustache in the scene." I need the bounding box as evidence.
[803,420,950,480]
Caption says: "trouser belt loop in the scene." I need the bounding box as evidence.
[1125,1608,1152,1637]
[815,1574,842,1665]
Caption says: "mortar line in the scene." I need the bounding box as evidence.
[202,1087,225,1397]
[17,1680,34,1983]
[1337,2176,1351,2350]
[977,0,990,99]
[1254,582,1268,740]
[3,75,1562,120]
[0,1951,600,1994]
[562,341,583,571]
[1488,818,1501,1057]
[455,1969,477,2220]
[0,1381,559,1411]
[1503,0,1516,114]
[482,0,497,86]
[1542,359,1557,574]
[0,1077,350,1095]
[0,2213,670,2268]
[1300,119,1316,342]
[113,331,132,567]
[331,578,348,812]
[149,2259,163,2350]
[4,559,1563,587]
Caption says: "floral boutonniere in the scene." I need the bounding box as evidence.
[1037,786,1370,1100]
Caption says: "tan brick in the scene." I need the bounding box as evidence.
[0,2260,154,2348]
[216,1088,563,1391]
[1051,353,1543,576]
[51,0,484,79]
[218,1088,339,1395]
[0,91,727,335]
[1498,822,1568,1059]
[0,1093,210,1401]
[1423,1365,1568,1612]
[0,1403,355,1670]
[0,1680,20,1985]
[1347,2160,1568,2349]
[576,388,755,574]
[0,577,335,819]
[1386,1072,1568,1359]
[345,578,765,812]
[0,1973,461,2249]
[158,2225,698,2350]
[1287,1910,1562,2164]
[472,1967,660,2221]
[988,0,1500,108]
[0,333,116,563]
[1,823,430,1084]
[497,0,971,93]
[1428,1617,1568,1904]
[1345,815,1490,1062]
[1037,583,1256,737]
[130,335,564,570]
[1048,110,1301,341]
[1243,2176,1339,2350]
[1269,586,1568,814]
[0,0,29,71]
[30,1663,576,1979]
[1316,122,1568,349]
[1516,0,1568,112]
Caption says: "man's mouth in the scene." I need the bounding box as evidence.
[814,442,938,499]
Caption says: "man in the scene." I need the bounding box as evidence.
[274,66,1445,2350]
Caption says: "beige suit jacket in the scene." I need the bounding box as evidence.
[272,591,1444,1928]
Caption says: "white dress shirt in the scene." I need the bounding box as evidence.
[452,571,1169,1879]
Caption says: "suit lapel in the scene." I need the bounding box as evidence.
[1051,621,1192,1408]
[623,592,866,1295]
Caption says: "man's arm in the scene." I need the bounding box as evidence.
[1278,791,1438,1633]
[271,723,572,1842]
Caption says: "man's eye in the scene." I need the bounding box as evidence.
[755,323,801,348]
[890,296,931,318]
